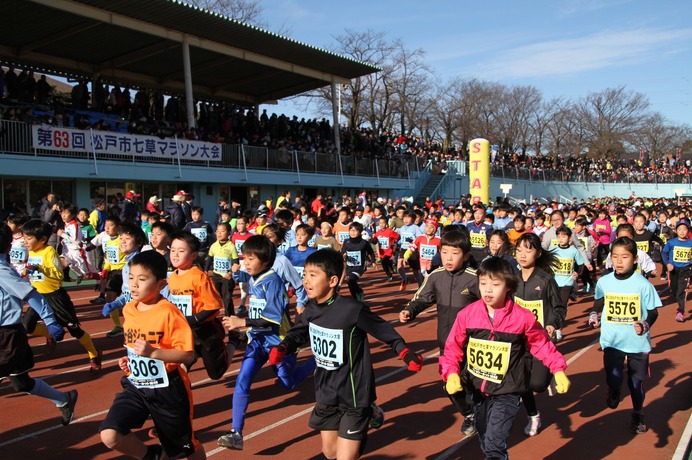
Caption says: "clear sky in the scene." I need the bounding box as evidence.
[261,0,692,127]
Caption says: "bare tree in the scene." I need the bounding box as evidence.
[577,86,650,158]
[634,113,688,162]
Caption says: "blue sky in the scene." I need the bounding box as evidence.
[261,0,692,127]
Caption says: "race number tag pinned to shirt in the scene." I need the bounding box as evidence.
[514,297,544,326]
[169,294,192,316]
[338,232,350,244]
[309,323,343,370]
[555,258,574,276]
[126,346,169,389]
[400,232,414,250]
[234,240,244,256]
[420,244,437,260]
[106,245,120,264]
[346,251,362,267]
[27,255,44,282]
[214,257,231,274]
[294,266,305,279]
[467,337,511,384]
[470,233,486,249]
[579,237,589,251]
[673,246,692,264]
[604,293,641,324]
[9,246,28,264]
[636,241,649,253]
[550,239,559,247]
[308,235,317,248]
[248,297,271,332]
[191,227,207,243]
[377,237,390,250]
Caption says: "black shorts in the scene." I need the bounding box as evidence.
[308,402,372,441]
[191,318,228,380]
[43,288,80,327]
[105,270,123,295]
[99,369,199,459]
[603,347,650,381]
[0,324,34,379]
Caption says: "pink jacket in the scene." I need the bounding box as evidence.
[439,297,566,395]
[592,218,612,245]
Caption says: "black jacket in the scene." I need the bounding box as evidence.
[404,264,480,353]
[514,267,566,330]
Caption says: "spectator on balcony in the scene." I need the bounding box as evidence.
[71,80,89,110]
[167,193,186,229]
[36,75,52,105]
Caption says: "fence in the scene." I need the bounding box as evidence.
[0,119,424,181]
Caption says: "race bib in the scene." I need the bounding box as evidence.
[604,293,641,324]
[377,237,390,250]
[337,232,350,244]
[515,297,544,326]
[248,297,271,332]
[190,227,208,243]
[673,246,692,263]
[400,232,414,250]
[295,266,305,279]
[420,244,437,261]
[467,337,511,384]
[660,234,667,244]
[308,235,317,248]
[636,241,649,253]
[27,255,44,282]
[234,240,244,256]
[346,251,362,267]
[126,346,169,389]
[595,224,606,232]
[106,245,120,264]
[555,258,574,276]
[550,239,559,247]
[317,244,331,250]
[278,241,289,254]
[81,228,89,240]
[123,285,132,302]
[309,323,343,370]
[214,256,231,274]
[470,232,486,249]
[169,294,192,316]
[579,237,589,251]
[9,246,28,264]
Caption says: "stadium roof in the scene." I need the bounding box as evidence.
[1,0,379,104]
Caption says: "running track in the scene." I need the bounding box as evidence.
[1,269,691,459]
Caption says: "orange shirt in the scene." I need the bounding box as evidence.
[122,297,194,373]
[167,266,222,321]
[333,221,351,247]
[506,229,527,246]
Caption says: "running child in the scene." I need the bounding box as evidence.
[218,235,317,450]
[404,218,441,285]
[6,214,30,276]
[573,216,597,293]
[440,257,570,459]
[232,216,253,314]
[487,230,519,269]
[100,224,148,325]
[99,251,206,459]
[396,210,424,291]
[549,226,584,340]
[205,222,239,317]
[260,224,309,314]
[284,223,317,280]
[146,221,175,277]
[373,216,400,282]
[605,224,656,277]
[341,222,375,303]
[514,233,566,436]
[168,230,227,379]
[400,229,480,436]
[588,236,661,433]
[21,219,102,372]
[661,219,692,322]
[0,226,77,426]
[333,206,353,248]
[315,222,340,251]
[56,204,96,282]
[183,206,216,262]
[270,249,423,459]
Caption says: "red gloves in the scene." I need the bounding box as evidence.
[269,343,288,365]
[399,347,423,372]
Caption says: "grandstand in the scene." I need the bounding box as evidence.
[1,0,428,215]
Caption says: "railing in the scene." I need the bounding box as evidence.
[0,119,422,181]
[430,162,458,201]
[410,160,433,198]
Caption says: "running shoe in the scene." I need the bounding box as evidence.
[369,403,385,429]
[606,387,620,409]
[59,390,78,426]
[631,413,648,434]
[461,414,477,436]
[356,292,364,303]
[89,350,102,375]
[675,312,684,323]
[555,329,563,342]
[524,413,541,436]
[45,335,57,355]
[107,326,124,337]
[90,296,106,305]
[387,276,394,282]
[399,280,408,291]
[217,430,243,450]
